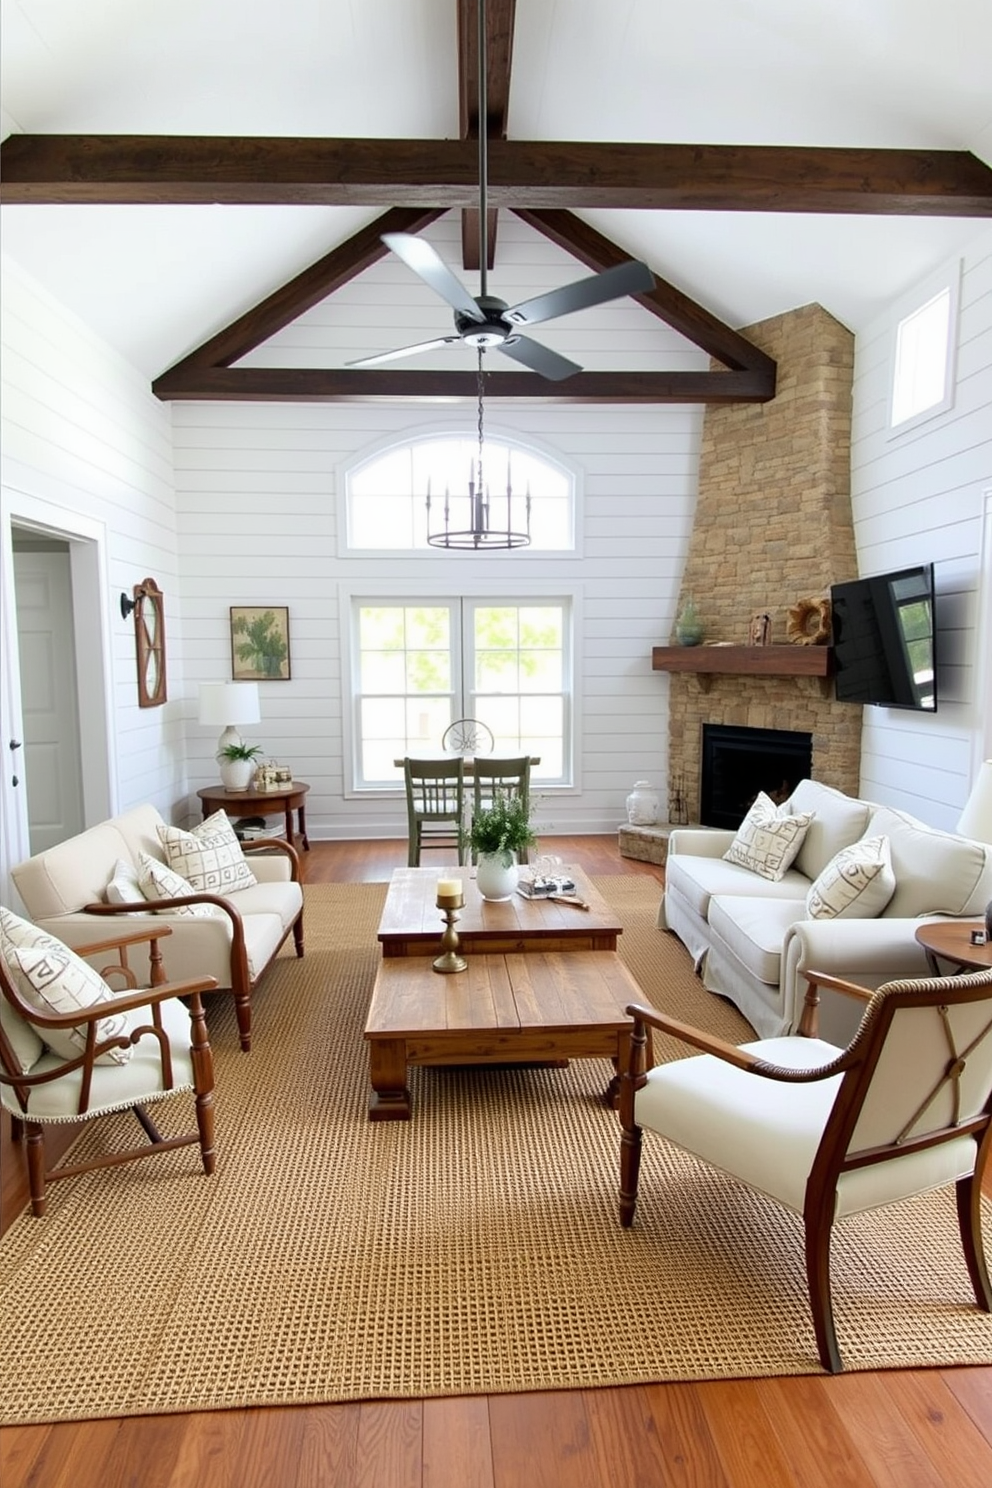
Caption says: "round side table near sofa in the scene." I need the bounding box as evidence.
[197,782,310,851]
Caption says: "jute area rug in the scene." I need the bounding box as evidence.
[1,877,990,1424]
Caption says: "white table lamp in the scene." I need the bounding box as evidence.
[957,760,992,844]
[198,681,261,759]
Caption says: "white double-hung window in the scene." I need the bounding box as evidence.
[349,596,571,789]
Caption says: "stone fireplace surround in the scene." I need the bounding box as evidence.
[666,303,863,822]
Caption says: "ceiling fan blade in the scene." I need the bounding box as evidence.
[382,233,485,322]
[503,259,656,328]
[347,336,462,369]
[500,335,582,382]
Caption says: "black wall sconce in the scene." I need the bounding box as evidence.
[120,586,147,619]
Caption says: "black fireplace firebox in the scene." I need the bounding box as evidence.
[700,724,813,829]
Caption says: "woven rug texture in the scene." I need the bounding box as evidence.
[1,876,990,1424]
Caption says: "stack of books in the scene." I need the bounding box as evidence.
[516,874,577,899]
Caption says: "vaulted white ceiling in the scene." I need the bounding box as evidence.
[2,0,991,381]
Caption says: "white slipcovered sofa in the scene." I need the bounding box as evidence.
[658,778,992,1043]
[11,805,304,1052]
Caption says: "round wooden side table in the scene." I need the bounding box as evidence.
[197,781,310,851]
[914,919,992,977]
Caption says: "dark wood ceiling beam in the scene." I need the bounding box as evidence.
[151,366,776,404]
[3,136,989,214]
[458,0,516,270]
[516,208,776,375]
[152,206,445,390]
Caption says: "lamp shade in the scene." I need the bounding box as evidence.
[198,682,261,729]
[957,760,992,844]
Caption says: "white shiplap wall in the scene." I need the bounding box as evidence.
[1,254,187,828]
[849,227,992,829]
[174,216,707,838]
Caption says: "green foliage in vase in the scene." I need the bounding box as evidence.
[219,742,264,762]
[463,794,536,864]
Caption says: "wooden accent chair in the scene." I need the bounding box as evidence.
[403,757,466,867]
[618,966,992,1372]
[1,920,217,1217]
[470,755,532,863]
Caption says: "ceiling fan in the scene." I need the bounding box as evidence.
[348,0,655,381]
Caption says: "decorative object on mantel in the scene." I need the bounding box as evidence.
[121,577,167,708]
[231,606,291,680]
[674,596,705,646]
[626,781,660,825]
[668,773,689,825]
[749,611,771,646]
[786,596,832,645]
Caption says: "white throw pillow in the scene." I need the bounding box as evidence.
[805,835,896,920]
[723,792,814,883]
[105,857,148,908]
[0,907,131,1066]
[157,811,257,895]
[137,854,223,918]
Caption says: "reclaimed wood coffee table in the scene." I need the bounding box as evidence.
[364,949,650,1120]
[377,865,623,958]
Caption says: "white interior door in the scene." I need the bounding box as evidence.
[13,546,85,853]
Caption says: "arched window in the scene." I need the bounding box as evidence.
[345,434,575,551]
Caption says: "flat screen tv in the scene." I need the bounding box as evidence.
[830,564,937,711]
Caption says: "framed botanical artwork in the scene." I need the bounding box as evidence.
[230,606,291,681]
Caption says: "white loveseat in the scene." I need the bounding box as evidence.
[11,805,304,1052]
[658,779,992,1042]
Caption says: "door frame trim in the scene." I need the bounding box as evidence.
[2,488,116,900]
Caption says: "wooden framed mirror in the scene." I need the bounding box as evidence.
[131,577,167,707]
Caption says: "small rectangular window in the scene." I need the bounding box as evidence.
[888,265,959,435]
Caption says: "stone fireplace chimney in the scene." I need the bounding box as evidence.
[666,303,862,821]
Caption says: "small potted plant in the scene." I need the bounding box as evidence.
[464,794,537,901]
[219,741,264,792]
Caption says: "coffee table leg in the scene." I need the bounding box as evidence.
[368,1038,412,1121]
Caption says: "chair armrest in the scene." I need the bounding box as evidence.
[625,1003,758,1070]
[4,973,219,1031]
[624,1002,854,1084]
[243,837,301,880]
[797,969,874,1038]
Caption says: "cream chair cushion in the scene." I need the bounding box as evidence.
[10,996,196,1122]
[634,1034,977,1219]
[723,793,814,882]
[136,854,224,918]
[0,908,131,1066]
[157,811,257,894]
[805,835,895,920]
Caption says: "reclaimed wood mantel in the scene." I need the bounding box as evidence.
[651,644,833,693]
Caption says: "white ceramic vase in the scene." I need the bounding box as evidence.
[220,757,254,792]
[475,852,518,902]
[626,780,660,825]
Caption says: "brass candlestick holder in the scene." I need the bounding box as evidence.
[433,890,468,974]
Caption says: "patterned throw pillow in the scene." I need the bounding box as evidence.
[105,857,148,908]
[0,906,131,1065]
[136,854,224,917]
[157,811,257,895]
[723,792,814,883]
[805,835,896,920]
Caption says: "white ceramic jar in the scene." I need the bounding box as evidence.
[626,781,660,825]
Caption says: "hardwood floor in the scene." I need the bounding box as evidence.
[2,836,990,1488]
